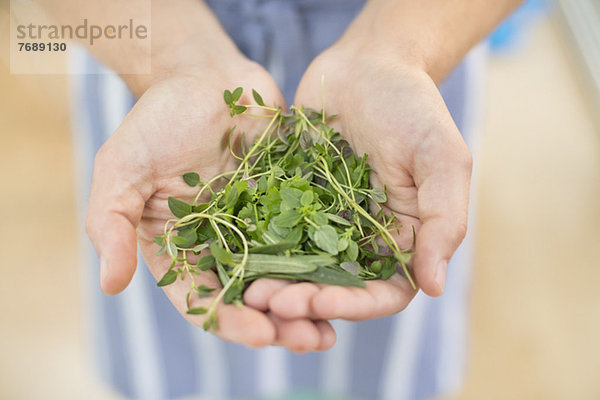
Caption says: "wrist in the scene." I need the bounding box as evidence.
[336,3,446,84]
[114,0,244,97]
[123,34,243,97]
[338,0,523,84]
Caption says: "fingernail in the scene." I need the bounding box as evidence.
[100,257,108,285]
[435,260,447,294]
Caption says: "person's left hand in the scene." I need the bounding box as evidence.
[244,39,472,322]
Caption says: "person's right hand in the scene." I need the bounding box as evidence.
[85,56,336,352]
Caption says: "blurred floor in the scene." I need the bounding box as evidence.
[0,13,599,400]
[459,13,600,400]
[0,33,122,400]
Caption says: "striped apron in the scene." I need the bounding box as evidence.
[69,1,485,398]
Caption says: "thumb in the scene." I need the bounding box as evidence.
[412,139,472,297]
[85,144,151,295]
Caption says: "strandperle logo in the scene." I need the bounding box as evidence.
[15,18,148,45]
[10,0,151,74]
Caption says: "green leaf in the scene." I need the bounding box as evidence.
[224,279,244,304]
[168,241,178,258]
[341,261,360,276]
[248,242,297,254]
[279,187,303,209]
[193,204,210,214]
[395,252,412,264]
[216,262,230,286]
[224,89,232,105]
[196,285,215,296]
[210,242,233,265]
[263,266,366,288]
[155,245,167,256]
[171,236,188,246]
[168,197,192,218]
[252,89,265,106]
[346,240,359,261]
[370,187,387,203]
[224,183,241,209]
[257,176,268,193]
[337,236,349,252]
[314,225,339,255]
[273,210,302,228]
[172,228,197,248]
[303,267,365,287]
[311,212,328,226]
[267,218,290,239]
[233,179,249,196]
[196,220,217,241]
[183,172,200,187]
[153,235,164,246]
[299,130,313,150]
[314,142,326,154]
[231,253,328,274]
[157,269,177,287]
[381,259,397,280]
[300,190,314,206]
[232,104,247,115]
[266,174,276,190]
[192,243,209,253]
[232,87,243,102]
[325,212,352,226]
[187,307,208,315]
[271,165,285,178]
[196,255,215,271]
[354,193,366,205]
[285,225,303,244]
[197,285,214,293]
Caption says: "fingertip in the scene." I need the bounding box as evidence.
[413,219,457,297]
[218,306,276,348]
[271,317,321,354]
[413,255,446,297]
[94,213,138,295]
[315,320,337,351]
[269,282,320,319]
[433,260,447,296]
[243,278,290,311]
[310,286,346,320]
[246,331,276,349]
[100,256,137,295]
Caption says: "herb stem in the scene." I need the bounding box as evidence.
[318,158,415,288]
[228,110,281,184]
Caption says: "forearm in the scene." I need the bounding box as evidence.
[341,0,524,83]
[37,0,241,96]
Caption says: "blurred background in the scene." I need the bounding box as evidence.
[1,1,599,399]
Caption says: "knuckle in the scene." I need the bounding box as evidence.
[290,346,311,354]
[455,218,468,243]
[84,214,93,237]
[93,143,112,168]
[460,148,473,171]
[247,338,270,349]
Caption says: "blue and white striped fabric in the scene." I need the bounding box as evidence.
[70,1,484,399]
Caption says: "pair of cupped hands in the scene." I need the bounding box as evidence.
[86,37,472,352]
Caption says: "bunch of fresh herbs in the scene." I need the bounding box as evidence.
[154,87,415,331]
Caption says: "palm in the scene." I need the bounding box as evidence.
[255,50,472,321]
[128,76,275,256]
[136,75,277,343]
